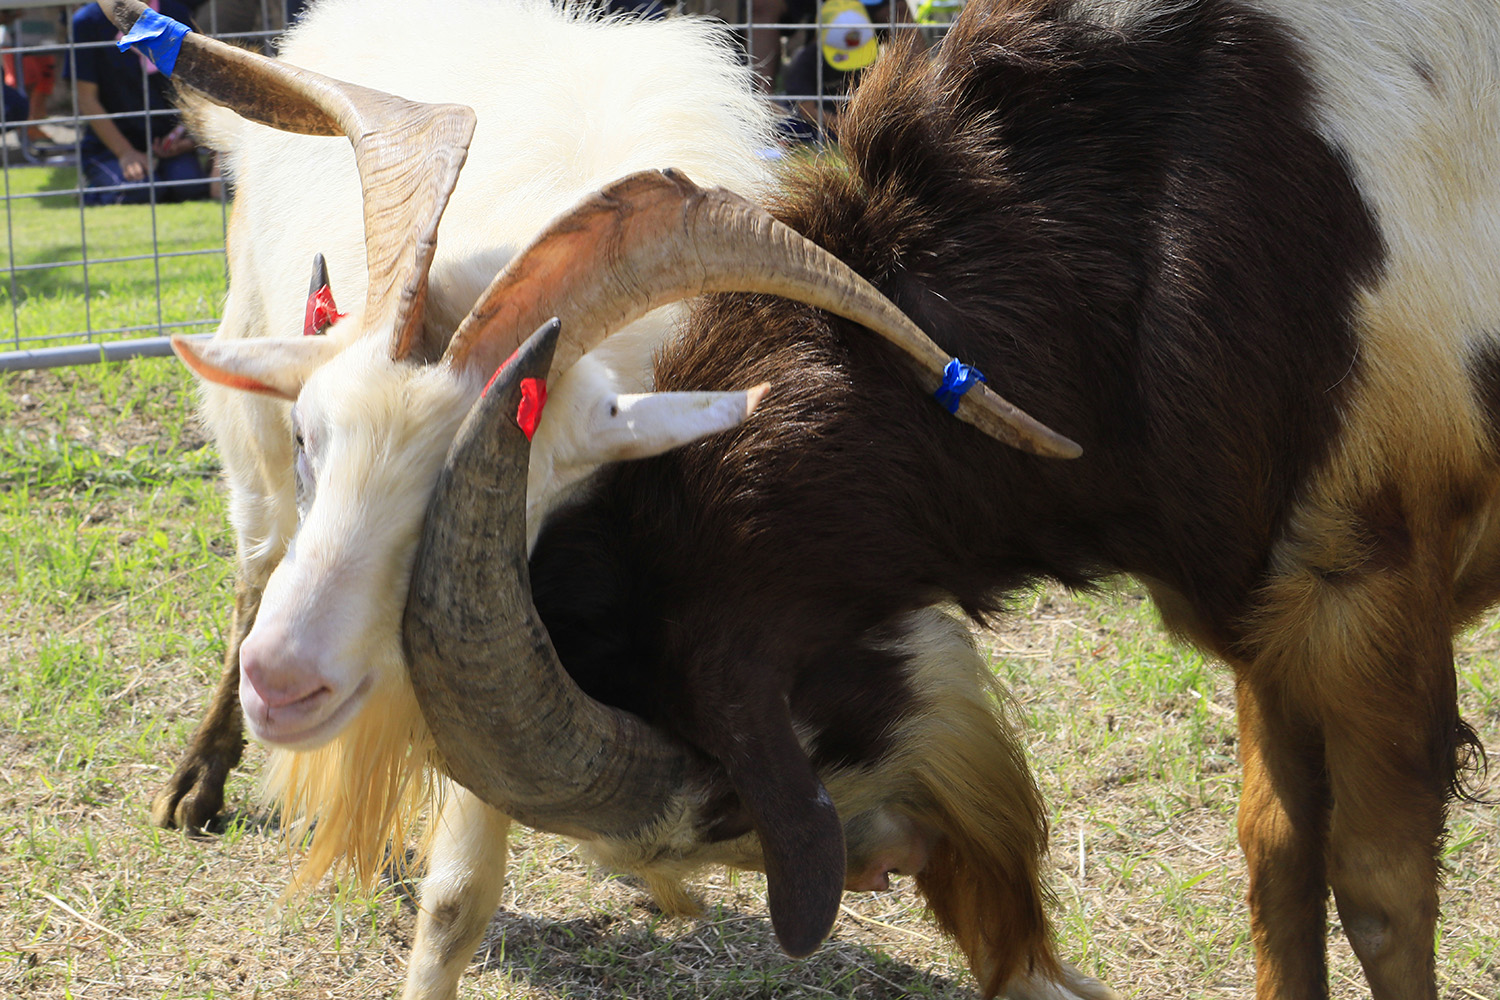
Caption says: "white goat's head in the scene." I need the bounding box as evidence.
[223,340,477,748]
[104,1,772,754]
[187,323,766,751]
[104,0,1073,874]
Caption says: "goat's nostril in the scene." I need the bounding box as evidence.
[239,637,332,710]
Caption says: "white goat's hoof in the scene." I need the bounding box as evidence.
[1004,961,1122,1000]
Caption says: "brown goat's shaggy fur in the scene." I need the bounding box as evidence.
[529,1,1499,996]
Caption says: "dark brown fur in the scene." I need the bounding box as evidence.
[530,0,1414,992]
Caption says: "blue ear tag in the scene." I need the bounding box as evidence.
[933,358,987,414]
[118,8,192,76]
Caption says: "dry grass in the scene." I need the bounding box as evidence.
[1,359,1496,999]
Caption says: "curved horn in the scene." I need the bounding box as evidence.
[102,0,475,361]
[442,169,1081,459]
[403,319,711,838]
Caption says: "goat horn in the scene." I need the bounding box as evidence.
[442,168,1081,459]
[101,0,475,362]
[404,318,712,838]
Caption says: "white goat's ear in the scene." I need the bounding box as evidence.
[525,382,770,553]
[572,382,770,465]
[171,335,341,401]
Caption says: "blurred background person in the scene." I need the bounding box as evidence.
[782,0,886,139]
[71,0,211,205]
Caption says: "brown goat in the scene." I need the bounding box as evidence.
[408,2,1500,999]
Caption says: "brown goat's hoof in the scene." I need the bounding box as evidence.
[150,752,233,831]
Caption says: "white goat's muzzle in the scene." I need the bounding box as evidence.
[238,620,375,750]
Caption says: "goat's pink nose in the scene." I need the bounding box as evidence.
[239,632,329,709]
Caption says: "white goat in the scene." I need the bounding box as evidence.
[156,0,775,812]
[119,1,1109,996]
[126,0,776,992]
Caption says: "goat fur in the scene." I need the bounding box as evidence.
[518,1,1500,999]
[159,0,782,943]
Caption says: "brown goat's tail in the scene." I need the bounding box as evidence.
[878,608,1059,997]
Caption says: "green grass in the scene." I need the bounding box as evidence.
[0,157,1493,998]
[0,164,228,348]
[0,360,1497,999]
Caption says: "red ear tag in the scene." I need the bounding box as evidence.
[303,285,346,336]
[516,378,547,441]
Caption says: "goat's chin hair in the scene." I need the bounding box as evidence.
[261,672,439,897]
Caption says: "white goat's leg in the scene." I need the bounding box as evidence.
[150,572,265,829]
[403,786,512,1000]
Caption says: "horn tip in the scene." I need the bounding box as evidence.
[1053,437,1084,459]
[512,317,562,379]
[744,382,771,416]
[100,0,143,32]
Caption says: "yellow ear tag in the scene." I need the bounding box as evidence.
[820,0,879,73]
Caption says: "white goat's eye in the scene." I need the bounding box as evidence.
[294,452,315,520]
[292,421,315,521]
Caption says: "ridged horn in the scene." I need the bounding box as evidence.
[442,168,1081,459]
[403,319,711,838]
[102,0,475,361]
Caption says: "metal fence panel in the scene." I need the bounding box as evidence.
[0,0,953,372]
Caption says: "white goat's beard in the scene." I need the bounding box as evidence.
[260,661,439,894]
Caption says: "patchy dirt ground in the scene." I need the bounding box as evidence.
[2,362,1497,1000]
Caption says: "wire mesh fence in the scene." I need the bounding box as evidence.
[0,0,956,372]
[0,0,287,370]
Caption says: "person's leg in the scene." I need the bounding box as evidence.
[1,84,27,129]
[746,0,786,90]
[81,149,131,206]
[155,150,210,202]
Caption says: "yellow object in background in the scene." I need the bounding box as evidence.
[913,0,965,25]
[820,0,879,72]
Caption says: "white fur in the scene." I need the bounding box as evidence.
[1256,0,1500,442]
[185,3,777,995]
[198,0,778,747]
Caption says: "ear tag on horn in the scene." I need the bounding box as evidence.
[933,358,987,414]
[302,254,345,336]
[515,379,547,441]
[116,7,191,76]
[481,318,560,441]
[303,287,345,336]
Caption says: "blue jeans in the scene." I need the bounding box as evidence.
[1,84,28,127]
[81,147,209,206]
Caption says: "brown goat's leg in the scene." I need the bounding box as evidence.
[1235,675,1331,1000]
[1247,514,1458,1000]
[403,787,511,1000]
[150,577,261,830]
[890,612,1078,999]
[1319,640,1451,1000]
